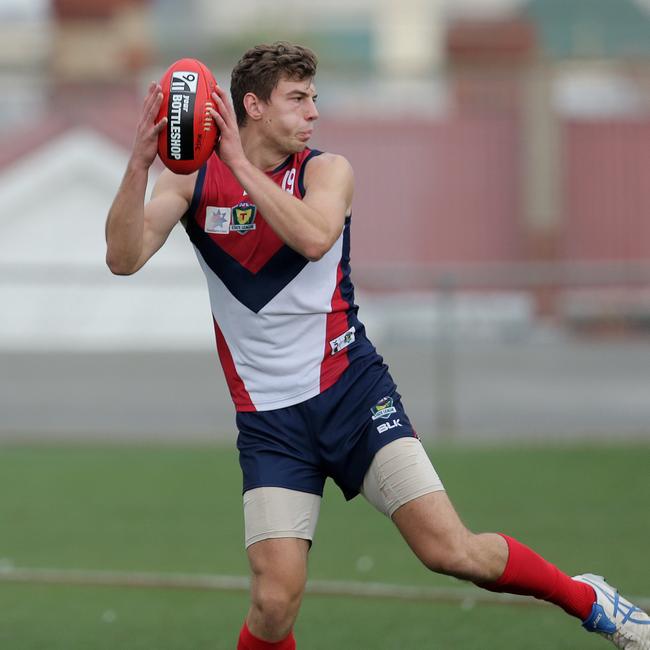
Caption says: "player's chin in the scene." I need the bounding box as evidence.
[294,132,313,149]
[296,142,309,152]
[287,141,309,154]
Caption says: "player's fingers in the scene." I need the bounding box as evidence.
[215,83,230,101]
[208,106,225,130]
[217,91,236,122]
[142,82,160,115]
[153,116,167,135]
[142,81,156,109]
[147,91,164,122]
[208,104,223,121]
[211,91,235,127]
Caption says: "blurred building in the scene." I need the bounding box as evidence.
[51,0,153,81]
[0,0,50,129]
[1,0,650,352]
[2,0,650,440]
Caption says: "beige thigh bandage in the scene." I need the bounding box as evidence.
[243,486,322,548]
[361,437,445,518]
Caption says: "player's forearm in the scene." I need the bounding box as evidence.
[231,159,334,261]
[105,162,149,275]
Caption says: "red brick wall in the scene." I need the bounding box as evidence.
[314,116,525,267]
[562,120,650,261]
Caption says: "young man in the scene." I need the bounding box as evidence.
[105,42,649,649]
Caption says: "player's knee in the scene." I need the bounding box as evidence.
[251,582,303,631]
[418,530,475,579]
[420,547,472,577]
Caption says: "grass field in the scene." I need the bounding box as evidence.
[0,442,648,649]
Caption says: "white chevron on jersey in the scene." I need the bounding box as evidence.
[194,232,344,410]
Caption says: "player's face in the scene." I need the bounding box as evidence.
[261,76,319,154]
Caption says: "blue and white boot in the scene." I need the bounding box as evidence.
[574,574,650,649]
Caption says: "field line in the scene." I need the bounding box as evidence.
[1,566,649,612]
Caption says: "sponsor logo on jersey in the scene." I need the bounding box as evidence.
[370,396,397,421]
[231,202,257,234]
[205,207,231,234]
[329,326,355,355]
[377,418,402,434]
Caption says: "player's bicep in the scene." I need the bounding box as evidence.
[142,191,187,252]
[302,155,354,239]
[138,171,194,268]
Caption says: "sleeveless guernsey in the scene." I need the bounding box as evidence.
[182,148,378,411]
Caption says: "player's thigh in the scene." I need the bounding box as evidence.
[244,489,317,603]
[360,436,445,518]
[243,486,322,549]
[362,440,472,567]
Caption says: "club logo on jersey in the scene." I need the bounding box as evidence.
[205,206,231,234]
[231,202,257,234]
[329,326,356,355]
[370,396,397,421]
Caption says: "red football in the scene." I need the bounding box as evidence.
[156,58,218,174]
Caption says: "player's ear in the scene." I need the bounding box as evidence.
[243,92,264,122]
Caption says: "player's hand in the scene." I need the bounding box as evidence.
[130,81,167,171]
[209,85,247,169]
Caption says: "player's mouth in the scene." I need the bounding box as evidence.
[296,130,313,141]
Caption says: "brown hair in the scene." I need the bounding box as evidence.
[231,41,318,126]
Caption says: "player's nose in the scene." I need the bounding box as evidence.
[305,99,319,121]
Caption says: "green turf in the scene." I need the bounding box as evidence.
[0,583,592,649]
[0,442,648,649]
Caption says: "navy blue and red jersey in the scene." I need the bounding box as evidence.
[182,148,379,411]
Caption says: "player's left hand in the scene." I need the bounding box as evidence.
[209,86,246,170]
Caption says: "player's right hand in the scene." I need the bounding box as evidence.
[130,82,167,171]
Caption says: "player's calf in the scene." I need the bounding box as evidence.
[392,491,508,582]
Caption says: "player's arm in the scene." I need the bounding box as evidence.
[231,153,352,261]
[105,82,194,275]
[210,86,353,261]
[106,167,194,275]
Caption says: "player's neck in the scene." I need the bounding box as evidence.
[240,127,292,172]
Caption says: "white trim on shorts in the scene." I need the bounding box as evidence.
[361,437,445,518]
[243,487,321,548]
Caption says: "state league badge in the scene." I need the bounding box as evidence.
[370,396,397,420]
[231,201,257,234]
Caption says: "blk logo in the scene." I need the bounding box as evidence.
[377,419,402,434]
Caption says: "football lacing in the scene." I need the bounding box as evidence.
[203,102,213,132]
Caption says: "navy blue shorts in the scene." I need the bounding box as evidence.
[236,359,418,501]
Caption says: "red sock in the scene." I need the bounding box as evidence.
[481,534,596,620]
[237,622,296,650]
